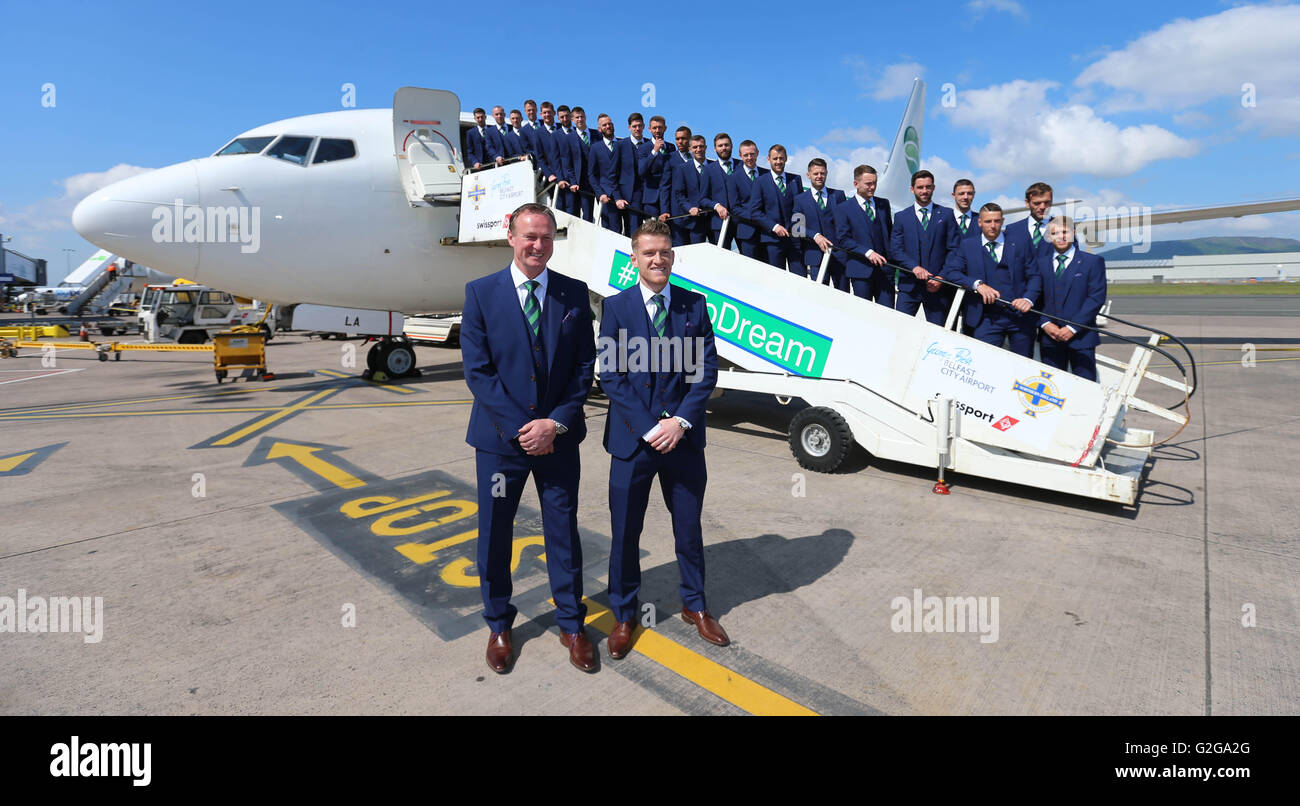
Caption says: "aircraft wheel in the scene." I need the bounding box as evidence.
[259,323,273,342]
[366,342,382,371]
[789,406,853,473]
[381,341,416,377]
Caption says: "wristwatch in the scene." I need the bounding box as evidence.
[551,419,568,435]
[673,416,691,431]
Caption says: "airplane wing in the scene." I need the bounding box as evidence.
[1075,197,1300,246]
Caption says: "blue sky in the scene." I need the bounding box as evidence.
[3,0,1298,283]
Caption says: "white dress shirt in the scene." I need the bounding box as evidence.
[637,280,692,438]
[509,262,547,313]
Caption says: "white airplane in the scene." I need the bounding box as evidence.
[72,83,1300,375]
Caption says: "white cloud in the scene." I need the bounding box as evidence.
[1075,4,1300,133]
[818,125,883,145]
[1,164,152,233]
[966,0,1025,17]
[846,58,925,101]
[786,144,892,192]
[942,79,1198,183]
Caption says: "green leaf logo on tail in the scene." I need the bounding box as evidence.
[904,126,920,174]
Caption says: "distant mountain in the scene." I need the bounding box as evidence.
[1101,237,1300,261]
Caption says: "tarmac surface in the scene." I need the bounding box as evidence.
[1,304,1297,715]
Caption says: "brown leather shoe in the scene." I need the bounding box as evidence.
[608,620,636,659]
[486,629,514,674]
[559,629,597,673]
[681,608,729,646]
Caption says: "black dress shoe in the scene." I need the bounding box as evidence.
[486,629,514,674]
[560,629,597,672]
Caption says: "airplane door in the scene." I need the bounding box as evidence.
[393,87,463,204]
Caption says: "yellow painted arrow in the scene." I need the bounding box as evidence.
[265,441,367,489]
[0,451,38,473]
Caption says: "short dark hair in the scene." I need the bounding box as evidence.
[953,178,975,192]
[978,202,1003,215]
[738,139,757,150]
[628,112,644,125]
[676,126,692,137]
[689,134,706,145]
[768,143,787,156]
[650,115,666,125]
[808,157,827,170]
[508,203,557,234]
[854,164,878,179]
[473,107,485,116]
[714,132,731,144]
[911,169,934,186]
[557,104,570,114]
[524,99,537,107]
[509,108,521,116]
[1025,181,1053,199]
[540,101,554,111]
[572,106,586,116]
[631,218,673,250]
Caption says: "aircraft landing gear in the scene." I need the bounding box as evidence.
[363,337,419,381]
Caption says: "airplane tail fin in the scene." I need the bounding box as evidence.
[878,78,925,210]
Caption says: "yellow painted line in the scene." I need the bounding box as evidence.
[1149,357,1300,369]
[209,388,339,446]
[317,368,418,394]
[581,599,818,716]
[0,399,475,421]
[1,385,270,416]
[265,441,366,489]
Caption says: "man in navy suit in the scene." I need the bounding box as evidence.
[943,202,1041,356]
[661,126,696,245]
[835,165,893,304]
[559,107,596,222]
[747,144,805,274]
[1003,181,1056,260]
[671,134,712,245]
[465,107,504,171]
[534,102,564,194]
[729,139,768,260]
[889,169,962,325]
[460,203,598,674]
[792,158,847,288]
[621,113,650,234]
[506,108,535,164]
[699,132,743,250]
[636,115,676,224]
[952,179,979,241]
[523,99,539,130]
[1036,217,1107,381]
[588,112,637,235]
[488,106,513,166]
[597,219,726,659]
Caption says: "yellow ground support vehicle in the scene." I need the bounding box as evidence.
[212,328,268,383]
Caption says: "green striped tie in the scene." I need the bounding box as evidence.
[960,214,969,234]
[987,241,997,260]
[817,190,825,210]
[651,293,666,337]
[866,200,875,221]
[921,207,930,230]
[1056,254,1068,277]
[523,280,541,340]
[1033,221,1043,247]
[776,175,786,194]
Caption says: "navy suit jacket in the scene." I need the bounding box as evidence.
[502,126,525,159]
[792,187,845,245]
[534,123,564,178]
[588,137,635,203]
[889,202,961,292]
[953,209,981,241]
[699,158,744,234]
[661,151,695,216]
[746,172,804,244]
[943,236,1042,328]
[671,158,712,217]
[834,195,893,279]
[1003,216,1054,261]
[465,125,504,167]
[729,165,769,241]
[598,283,718,460]
[559,127,594,191]
[1035,250,1107,348]
[636,140,677,212]
[461,267,596,454]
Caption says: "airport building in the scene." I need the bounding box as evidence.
[1106,251,1300,284]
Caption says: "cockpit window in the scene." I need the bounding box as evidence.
[313,138,357,164]
[215,136,275,156]
[266,136,315,165]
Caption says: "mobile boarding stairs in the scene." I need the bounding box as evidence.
[444,166,1192,507]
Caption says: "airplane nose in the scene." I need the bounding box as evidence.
[72,161,201,275]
